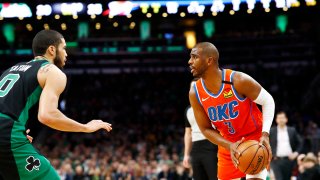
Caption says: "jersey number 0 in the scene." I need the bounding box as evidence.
[0,74,20,97]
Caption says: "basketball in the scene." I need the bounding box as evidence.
[235,140,269,175]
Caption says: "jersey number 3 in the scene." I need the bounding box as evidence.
[0,74,20,97]
[224,121,235,134]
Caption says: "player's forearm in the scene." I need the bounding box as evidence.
[253,88,275,133]
[202,128,231,150]
[38,109,87,132]
[184,132,192,156]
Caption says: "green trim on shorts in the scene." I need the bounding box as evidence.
[0,113,12,119]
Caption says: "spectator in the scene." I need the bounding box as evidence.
[297,152,320,180]
[270,111,304,180]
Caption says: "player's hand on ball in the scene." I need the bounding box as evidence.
[259,132,272,170]
[230,137,245,168]
[84,120,112,133]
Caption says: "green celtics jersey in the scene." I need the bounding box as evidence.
[0,59,49,145]
[0,59,60,180]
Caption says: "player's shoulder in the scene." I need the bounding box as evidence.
[39,63,66,80]
[40,63,63,73]
[231,70,254,84]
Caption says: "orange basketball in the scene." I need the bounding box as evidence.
[235,140,269,175]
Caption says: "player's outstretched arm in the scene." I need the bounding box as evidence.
[37,64,112,133]
[84,120,112,133]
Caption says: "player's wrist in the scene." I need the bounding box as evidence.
[81,124,90,133]
[262,131,269,137]
[228,141,235,151]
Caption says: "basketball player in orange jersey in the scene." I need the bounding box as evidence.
[188,42,275,180]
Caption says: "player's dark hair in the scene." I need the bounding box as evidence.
[32,30,64,56]
[196,42,220,66]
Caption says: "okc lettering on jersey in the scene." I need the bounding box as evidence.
[207,100,239,121]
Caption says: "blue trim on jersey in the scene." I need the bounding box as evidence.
[193,83,202,106]
[230,71,246,101]
[201,69,225,98]
[249,101,258,129]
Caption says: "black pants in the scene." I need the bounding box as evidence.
[191,139,218,180]
[271,157,294,180]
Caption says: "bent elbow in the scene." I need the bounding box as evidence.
[202,128,212,138]
[38,113,52,125]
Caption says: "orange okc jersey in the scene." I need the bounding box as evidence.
[194,69,263,142]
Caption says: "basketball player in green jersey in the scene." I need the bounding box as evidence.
[0,30,112,180]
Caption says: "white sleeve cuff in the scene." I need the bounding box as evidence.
[253,88,275,134]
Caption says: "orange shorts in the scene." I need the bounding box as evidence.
[217,133,261,180]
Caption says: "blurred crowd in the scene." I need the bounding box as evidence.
[36,126,189,180]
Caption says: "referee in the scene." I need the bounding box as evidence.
[183,105,218,180]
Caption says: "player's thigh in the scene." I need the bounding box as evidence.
[12,143,59,180]
[218,148,245,179]
[32,166,60,180]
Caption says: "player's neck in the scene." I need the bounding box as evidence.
[203,68,223,93]
[34,55,52,63]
